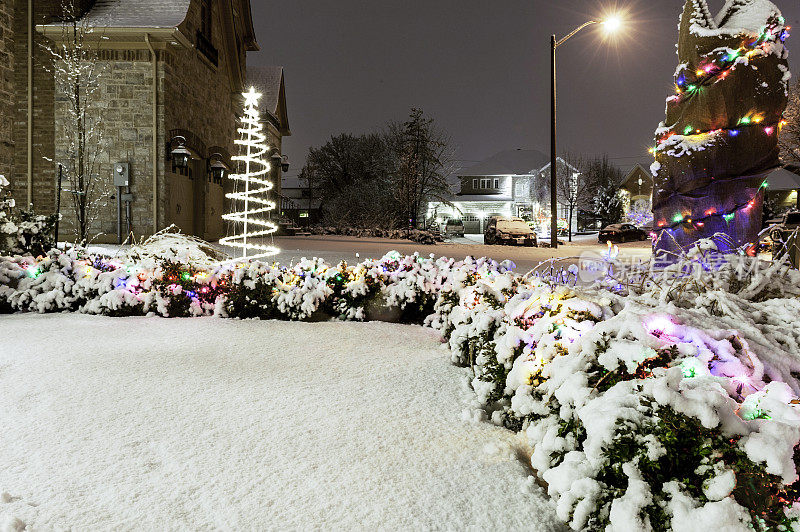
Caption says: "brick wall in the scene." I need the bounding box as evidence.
[0,1,14,182]
[11,0,55,213]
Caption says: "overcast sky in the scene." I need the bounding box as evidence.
[249,1,800,177]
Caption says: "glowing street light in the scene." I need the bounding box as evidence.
[549,14,623,248]
[602,16,623,34]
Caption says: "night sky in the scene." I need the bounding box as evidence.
[249,1,800,177]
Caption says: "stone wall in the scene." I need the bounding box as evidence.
[54,49,166,242]
[0,1,14,182]
[165,0,242,241]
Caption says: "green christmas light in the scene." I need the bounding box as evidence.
[683,126,693,135]
[681,359,697,378]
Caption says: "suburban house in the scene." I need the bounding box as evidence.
[279,176,322,225]
[426,149,580,234]
[764,167,800,211]
[0,0,288,243]
[619,164,654,225]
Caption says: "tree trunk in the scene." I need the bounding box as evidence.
[568,204,573,242]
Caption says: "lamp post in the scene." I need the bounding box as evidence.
[550,16,621,248]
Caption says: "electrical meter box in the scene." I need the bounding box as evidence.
[113,163,130,187]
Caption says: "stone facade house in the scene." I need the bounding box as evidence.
[0,0,290,244]
[426,149,580,234]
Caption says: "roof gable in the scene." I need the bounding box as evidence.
[766,168,800,190]
[619,164,653,190]
[247,66,291,136]
[459,149,550,176]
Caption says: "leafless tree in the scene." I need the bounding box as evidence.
[555,153,592,242]
[44,0,108,243]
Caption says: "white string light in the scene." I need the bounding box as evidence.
[220,87,279,260]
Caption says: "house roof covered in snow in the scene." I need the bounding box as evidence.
[767,168,800,190]
[77,0,192,28]
[38,0,259,53]
[458,149,551,177]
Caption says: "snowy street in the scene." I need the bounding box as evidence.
[249,234,651,274]
[0,314,562,530]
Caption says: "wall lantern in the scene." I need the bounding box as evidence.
[170,136,192,169]
[208,153,229,182]
[271,152,290,173]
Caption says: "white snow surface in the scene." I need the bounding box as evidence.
[0,314,563,530]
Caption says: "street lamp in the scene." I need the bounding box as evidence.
[550,15,622,248]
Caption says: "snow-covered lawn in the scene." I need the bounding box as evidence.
[0,314,562,530]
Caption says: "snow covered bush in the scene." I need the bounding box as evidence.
[0,175,57,256]
[427,241,800,531]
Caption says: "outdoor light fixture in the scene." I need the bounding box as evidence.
[270,152,290,173]
[170,136,192,169]
[208,153,229,183]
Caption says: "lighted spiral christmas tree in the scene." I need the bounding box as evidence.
[652,0,790,255]
[221,87,279,260]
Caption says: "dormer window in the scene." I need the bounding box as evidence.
[197,0,219,66]
[200,0,212,40]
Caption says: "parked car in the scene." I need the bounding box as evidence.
[765,211,800,241]
[444,219,465,237]
[484,216,537,246]
[598,223,649,243]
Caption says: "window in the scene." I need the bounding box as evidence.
[196,0,219,66]
[200,0,212,39]
[494,178,499,189]
[481,179,489,189]
[472,179,478,189]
